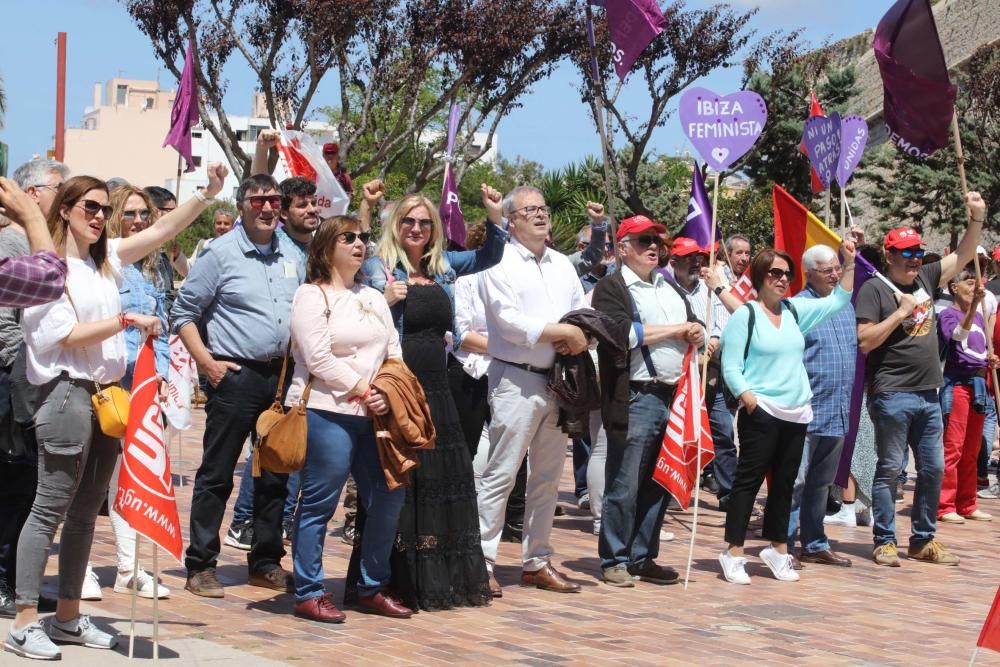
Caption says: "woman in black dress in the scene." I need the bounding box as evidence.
[353,187,507,610]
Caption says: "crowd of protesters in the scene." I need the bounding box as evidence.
[0,138,993,659]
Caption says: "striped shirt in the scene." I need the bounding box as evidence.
[667,271,729,338]
[0,250,67,309]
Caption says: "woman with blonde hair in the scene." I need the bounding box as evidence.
[354,186,506,611]
[7,165,226,661]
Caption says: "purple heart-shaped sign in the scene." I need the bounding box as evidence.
[836,115,869,187]
[679,87,768,171]
[802,112,841,190]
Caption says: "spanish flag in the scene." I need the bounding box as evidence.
[773,184,842,294]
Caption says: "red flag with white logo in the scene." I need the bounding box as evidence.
[730,269,757,304]
[114,337,183,561]
[652,346,714,509]
[977,586,1000,654]
[275,129,350,218]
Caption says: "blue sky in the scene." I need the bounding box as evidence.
[0,1,890,175]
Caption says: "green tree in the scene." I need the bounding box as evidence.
[715,184,775,252]
[173,200,237,257]
[0,71,6,129]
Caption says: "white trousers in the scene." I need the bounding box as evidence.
[478,362,566,571]
[586,409,607,521]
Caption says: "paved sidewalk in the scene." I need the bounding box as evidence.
[7,407,1000,666]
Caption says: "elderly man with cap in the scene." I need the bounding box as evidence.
[856,192,987,567]
[321,142,353,200]
[592,217,704,587]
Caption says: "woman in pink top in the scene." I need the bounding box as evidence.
[285,215,409,623]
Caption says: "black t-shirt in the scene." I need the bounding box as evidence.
[985,277,1000,297]
[855,262,943,394]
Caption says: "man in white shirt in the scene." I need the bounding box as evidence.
[477,185,589,596]
[592,216,704,587]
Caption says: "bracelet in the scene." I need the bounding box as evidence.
[973,218,986,224]
[118,313,131,330]
[194,190,215,204]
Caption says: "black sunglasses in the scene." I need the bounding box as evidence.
[401,217,433,228]
[338,231,371,245]
[122,209,151,221]
[766,268,794,281]
[246,194,283,210]
[895,248,925,259]
[628,235,664,248]
[77,199,113,219]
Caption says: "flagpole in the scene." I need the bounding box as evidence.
[152,547,160,662]
[128,537,140,659]
[969,647,979,666]
[824,188,831,227]
[585,5,620,266]
[840,183,847,238]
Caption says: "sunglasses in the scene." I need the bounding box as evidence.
[246,194,283,210]
[894,248,925,259]
[338,231,371,245]
[76,199,113,219]
[627,235,664,248]
[401,217,433,229]
[122,209,151,221]
[766,268,794,281]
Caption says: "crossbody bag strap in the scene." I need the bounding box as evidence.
[64,286,105,394]
[298,284,333,405]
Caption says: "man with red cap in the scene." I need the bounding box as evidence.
[591,216,704,587]
[322,143,353,199]
[856,192,988,568]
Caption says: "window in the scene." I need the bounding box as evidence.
[192,131,202,139]
[192,156,203,168]
[116,85,127,105]
[145,97,154,109]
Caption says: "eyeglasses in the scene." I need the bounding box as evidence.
[511,205,551,218]
[338,231,371,245]
[401,217,433,228]
[812,265,843,277]
[246,195,283,210]
[766,268,794,281]
[122,209,151,222]
[32,183,61,192]
[894,248,925,259]
[76,199,113,219]
[625,235,664,249]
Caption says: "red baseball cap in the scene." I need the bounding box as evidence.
[992,246,1000,262]
[616,215,666,241]
[883,227,925,250]
[322,142,339,155]
[671,237,710,257]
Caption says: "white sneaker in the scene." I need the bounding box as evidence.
[760,545,800,582]
[659,530,675,542]
[81,565,102,601]
[114,568,171,599]
[718,550,751,585]
[823,503,857,527]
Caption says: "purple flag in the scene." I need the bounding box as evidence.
[679,163,719,249]
[873,0,956,159]
[835,253,878,487]
[604,0,667,81]
[439,102,466,247]
[163,40,200,173]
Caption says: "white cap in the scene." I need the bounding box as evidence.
[977,245,988,256]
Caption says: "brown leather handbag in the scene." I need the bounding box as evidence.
[253,286,331,477]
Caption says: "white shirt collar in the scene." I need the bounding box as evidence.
[621,263,663,287]
[510,237,552,264]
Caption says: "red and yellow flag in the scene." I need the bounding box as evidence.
[772,184,842,294]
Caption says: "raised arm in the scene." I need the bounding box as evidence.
[357,179,385,233]
[0,178,55,253]
[446,184,508,277]
[251,129,281,176]
[938,192,987,286]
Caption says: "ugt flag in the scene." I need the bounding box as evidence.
[162,39,199,173]
[602,0,667,81]
[772,184,842,294]
[873,0,956,158]
[678,162,719,250]
[439,102,466,247]
[275,129,350,218]
[653,346,714,509]
[163,335,196,431]
[977,586,1000,654]
[114,338,183,562]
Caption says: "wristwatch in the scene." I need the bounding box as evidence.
[714,286,724,296]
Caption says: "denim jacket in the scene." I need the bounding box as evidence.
[360,220,508,348]
[119,253,171,381]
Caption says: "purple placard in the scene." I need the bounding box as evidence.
[836,115,869,187]
[802,112,841,190]
[678,87,768,171]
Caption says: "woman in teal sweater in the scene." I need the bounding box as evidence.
[718,242,855,585]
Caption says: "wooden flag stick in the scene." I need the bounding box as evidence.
[128,538,140,659]
[824,188,831,227]
[840,183,848,239]
[177,427,183,488]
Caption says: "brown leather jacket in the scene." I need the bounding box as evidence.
[371,358,436,490]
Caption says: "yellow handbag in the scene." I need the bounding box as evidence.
[91,383,131,439]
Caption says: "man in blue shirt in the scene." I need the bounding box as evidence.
[274,176,319,265]
[172,174,305,598]
[788,244,856,567]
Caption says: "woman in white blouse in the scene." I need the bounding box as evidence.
[8,166,226,661]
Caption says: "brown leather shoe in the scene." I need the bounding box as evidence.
[520,564,581,593]
[798,548,852,567]
[294,593,346,623]
[248,566,294,592]
[790,555,804,571]
[488,570,503,598]
[185,569,224,598]
[358,591,413,618]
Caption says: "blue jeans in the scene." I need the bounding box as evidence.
[293,409,404,601]
[788,434,844,554]
[572,437,591,499]
[979,395,996,479]
[232,450,300,526]
[868,390,944,548]
[707,391,736,500]
[599,386,673,570]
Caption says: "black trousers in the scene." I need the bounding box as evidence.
[185,361,289,574]
[724,407,807,547]
[446,355,490,458]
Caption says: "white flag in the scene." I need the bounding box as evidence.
[163,335,196,430]
[274,129,350,218]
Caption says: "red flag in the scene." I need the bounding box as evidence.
[162,40,200,173]
[652,347,714,509]
[114,338,183,562]
[798,90,826,194]
[730,270,757,304]
[977,586,1000,653]
[773,184,842,294]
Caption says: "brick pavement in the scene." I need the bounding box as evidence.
[8,405,1000,666]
